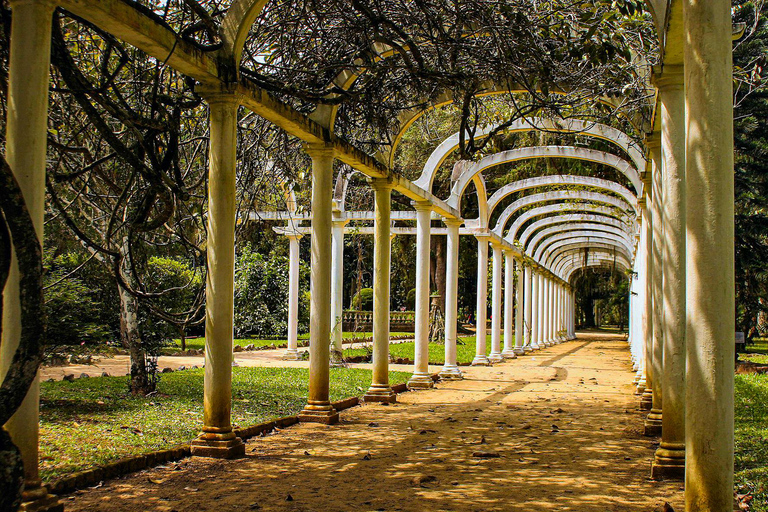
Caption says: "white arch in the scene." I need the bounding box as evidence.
[560,252,632,281]
[526,224,633,257]
[485,175,637,221]
[562,258,631,282]
[494,190,635,238]
[507,204,633,246]
[447,146,642,213]
[536,233,634,264]
[518,213,632,249]
[414,118,645,192]
[543,240,632,270]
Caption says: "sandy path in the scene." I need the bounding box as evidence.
[62,332,683,511]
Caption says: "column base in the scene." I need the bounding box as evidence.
[190,428,246,459]
[298,401,339,424]
[471,355,491,366]
[512,347,525,356]
[651,442,685,480]
[19,483,63,512]
[488,353,504,363]
[364,384,397,403]
[522,345,533,353]
[439,365,463,380]
[500,349,518,359]
[407,373,435,389]
[643,409,663,436]
[640,389,653,410]
[282,349,301,361]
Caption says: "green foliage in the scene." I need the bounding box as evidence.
[38,366,410,481]
[44,253,116,346]
[735,373,768,511]
[405,288,417,310]
[352,287,374,311]
[233,245,309,338]
[344,335,494,365]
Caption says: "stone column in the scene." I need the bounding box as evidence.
[0,1,62,509]
[365,179,396,403]
[545,278,553,346]
[489,242,504,362]
[652,66,687,479]
[524,266,534,351]
[191,93,245,458]
[440,219,463,380]
[548,280,555,344]
[683,0,735,507]
[501,250,517,358]
[472,235,491,365]
[530,271,541,350]
[330,216,348,363]
[408,201,434,389]
[283,233,303,360]
[645,136,664,436]
[298,144,339,424]
[514,259,526,355]
[639,198,653,399]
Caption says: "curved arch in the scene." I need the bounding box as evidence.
[415,118,645,192]
[562,258,631,282]
[559,250,632,281]
[493,190,635,238]
[526,224,633,257]
[221,0,270,65]
[535,233,634,264]
[543,240,632,270]
[507,204,633,245]
[448,147,642,213]
[485,175,637,223]
[518,213,632,249]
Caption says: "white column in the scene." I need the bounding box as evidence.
[548,279,555,345]
[645,136,664,436]
[191,93,244,458]
[545,278,553,346]
[365,179,395,403]
[408,202,434,389]
[472,235,491,365]
[639,199,653,398]
[683,0,735,507]
[489,242,504,362]
[514,259,526,355]
[501,250,517,358]
[1,1,60,508]
[653,66,687,479]
[330,217,347,362]
[283,233,302,360]
[530,272,541,350]
[440,219,463,380]
[298,144,339,424]
[524,267,534,351]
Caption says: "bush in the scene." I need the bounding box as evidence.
[352,287,374,311]
[405,288,416,310]
[234,245,309,337]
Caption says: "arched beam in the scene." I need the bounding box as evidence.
[562,258,631,282]
[221,0,270,65]
[518,213,633,249]
[485,175,637,224]
[542,240,632,270]
[415,118,645,192]
[525,224,633,257]
[494,190,635,239]
[507,204,634,245]
[535,233,634,264]
[448,147,642,214]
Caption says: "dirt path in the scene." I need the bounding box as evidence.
[62,332,683,512]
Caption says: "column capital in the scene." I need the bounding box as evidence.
[645,132,661,151]
[304,142,337,159]
[411,200,433,212]
[285,232,304,241]
[474,232,493,242]
[443,217,463,227]
[332,216,350,227]
[369,177,396,191]
[195,84,242,106]
[652,65,684,91]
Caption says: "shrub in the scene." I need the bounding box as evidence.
[352,287,374,311]
[406,288,416,310]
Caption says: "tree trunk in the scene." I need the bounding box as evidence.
[432,235,446,313]
[119,281,151,395]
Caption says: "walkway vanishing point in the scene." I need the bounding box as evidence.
[64,332,684,512]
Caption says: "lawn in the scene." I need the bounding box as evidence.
[343,334,500,365]
[171,332,413,352]
[39,366,410,482]
[735,372,768,511]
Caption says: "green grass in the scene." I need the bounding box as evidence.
[39,366,409,482]
[343,334,501,365]
[171,332,413,352]
[735,373,768,511]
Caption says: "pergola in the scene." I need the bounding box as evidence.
[0,1,735,511]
